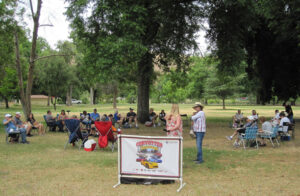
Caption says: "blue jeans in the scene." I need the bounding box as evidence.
[7,128,27,142]
[195,132,205,162]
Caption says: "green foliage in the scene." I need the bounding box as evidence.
[206,0,300,103]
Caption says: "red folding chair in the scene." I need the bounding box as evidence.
[94,121,116,152]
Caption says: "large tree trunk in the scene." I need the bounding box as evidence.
[15,32,28,116]
[222,98,225,110]
[4,97,9,109]
[66,85,72,106]
[51,96,57,111]
[90,87,94,105]
[113,84,118,109]
[15,0,43,118]
[47,94,50,106]
[137,52,153,123]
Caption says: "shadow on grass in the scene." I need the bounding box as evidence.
[183,147,258,172]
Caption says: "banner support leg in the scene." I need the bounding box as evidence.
[177,178,186,192]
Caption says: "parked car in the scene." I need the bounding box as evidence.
[71,99,82,104]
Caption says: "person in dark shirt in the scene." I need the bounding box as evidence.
[148,108,158,127]
[159,110,166,126]
[284,104,294,123]
[27,113,45,135]
[126,108,138,128]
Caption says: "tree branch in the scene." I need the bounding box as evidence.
[29,0,35,20]
[33,54,73,62]
[39,24,54,27]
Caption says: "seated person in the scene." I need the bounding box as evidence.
[45,110,57,131]
[147,108,158,127]
[57,110,68,132]
[251,110,258,121]
[232,109,243,128]
[278,111,290,134]
[80,111,91,130]
[90,108,100,123]
[126,108,138,128]
[284,104,294,123]
[101,115,109,122]
[3,114,29,144]
[14,112,33,137]
[114,110,123,128]
[159,110,166,126]
[258,116,272,146]
[108,114,114,122]
[226,116,258,146]
[27,113,45,135]
[271,109,280,126]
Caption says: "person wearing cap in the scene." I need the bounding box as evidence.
[3,114,29,143]
[191,102,206,164]
[14,112,33,137]
[90,108,100,123]
[226,116,258,147]
[126,108,138,128]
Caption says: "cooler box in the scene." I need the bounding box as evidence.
[84,139,96,151]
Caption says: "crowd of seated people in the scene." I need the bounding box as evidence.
[227,106,294,147]
[45,110,66,132]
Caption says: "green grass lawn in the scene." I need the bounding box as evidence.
[0,103,299,195]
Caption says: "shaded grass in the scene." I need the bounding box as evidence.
[0,104,299,195]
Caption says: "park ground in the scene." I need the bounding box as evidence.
[0,104,299,195]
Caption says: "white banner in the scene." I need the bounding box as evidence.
[120,135,181,178]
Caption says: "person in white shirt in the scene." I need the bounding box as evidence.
[279,111,290,133]
[271,109,280,126]
[232,109,243,128]
[251,110,258,120]
[191,102,206,164]
[258,116,273,146]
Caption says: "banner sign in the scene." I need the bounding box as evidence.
[120,135,181,178]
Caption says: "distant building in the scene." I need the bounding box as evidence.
[31,95,51,105]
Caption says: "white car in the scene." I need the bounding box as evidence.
[71,99,82,104]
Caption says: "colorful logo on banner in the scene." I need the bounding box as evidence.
[136,141,163,169]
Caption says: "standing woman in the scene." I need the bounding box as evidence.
[27,113,45,135]
[191,102,206,164]
[166,104,183,137]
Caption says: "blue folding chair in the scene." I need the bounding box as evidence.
[64,119,87,150]
[261,126,280,147]
[239,127,259,149]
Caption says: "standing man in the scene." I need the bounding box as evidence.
[191,102,206,164]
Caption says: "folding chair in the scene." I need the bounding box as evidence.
[94,121,116,152]
[239,127,259,149]
[260,126,280,147]
[5,130,21,144]
[43,115,56,132]
[64,119,88,150]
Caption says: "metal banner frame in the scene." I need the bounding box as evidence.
[113,134,186,192]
